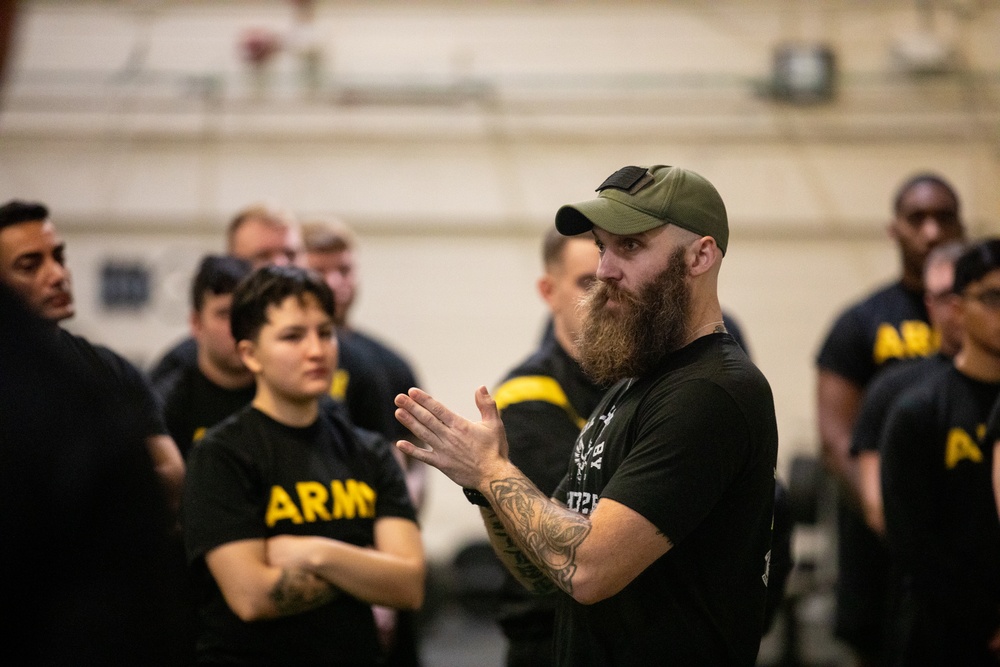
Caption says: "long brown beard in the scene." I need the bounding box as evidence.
[577,245,690,385]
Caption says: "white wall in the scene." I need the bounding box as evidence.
[3,0,1000,560]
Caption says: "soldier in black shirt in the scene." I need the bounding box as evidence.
[815,174,965,665]
[881,239,1000,665]
[396,165,779,666]
[161,254,255,457]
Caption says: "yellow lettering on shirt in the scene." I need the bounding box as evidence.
[331,479,376,519]
[297,481,332,522]
[265,479,378,526]
[266,486,305,527]
[900,320,934,357]
[944,427,984,470]
[872,320,935,365]
[329,369,349,401]
[193,427,207,442]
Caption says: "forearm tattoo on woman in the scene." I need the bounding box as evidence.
[269,568,337,615]
[489,477,591,594]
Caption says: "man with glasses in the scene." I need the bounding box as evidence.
[880,238,1000,666]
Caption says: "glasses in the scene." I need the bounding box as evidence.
[965,288,1000,310]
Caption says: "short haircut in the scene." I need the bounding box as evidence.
[191,254,253,312]
[225,203,298,252]
[230,265,336,343]
[542,227,591,270]
[301,217,356,253]
[953,238,1000,295]
[892,173,960,215]
[0,200,49,231]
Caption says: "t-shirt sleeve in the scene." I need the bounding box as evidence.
[182,431,268,563]
[600,379,749,546]
[816,308,872,387]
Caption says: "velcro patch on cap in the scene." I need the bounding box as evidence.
[596,166,653,195]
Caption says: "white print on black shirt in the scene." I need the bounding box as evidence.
[566,490,599,515]
[574,405,615,482]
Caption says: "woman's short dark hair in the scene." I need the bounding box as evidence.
[230,266,336,343]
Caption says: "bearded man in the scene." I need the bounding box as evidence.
[394,165,779,666]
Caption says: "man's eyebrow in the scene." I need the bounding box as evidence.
[13,250,43,264]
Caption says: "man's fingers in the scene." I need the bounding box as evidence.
[395,439,434,466]
[408,386,462,429]
[475,385,501,424]
[394,404,441,447]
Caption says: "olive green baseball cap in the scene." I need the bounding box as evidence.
[555,165,729,255]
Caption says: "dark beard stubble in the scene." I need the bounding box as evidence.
[576,245,691,386]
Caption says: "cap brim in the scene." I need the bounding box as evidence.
[555,197,666,236]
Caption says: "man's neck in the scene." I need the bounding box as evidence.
[552,319,580,362]
[955,346,1000,383]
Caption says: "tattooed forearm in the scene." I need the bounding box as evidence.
[488,477,591,595]
[269,568,338,616]
[483,509,557,595]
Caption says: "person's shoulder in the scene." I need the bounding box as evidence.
[499,339,562,383]
[149,336,198,383]
[58,329,144,377]
[198,404,257,446]
[890,363,953,416]
[866,355,949,398]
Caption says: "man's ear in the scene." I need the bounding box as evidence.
[887,219,900,242]
[238,339,262,374]
[688,237,721,277]
[188,309,202,337]
[538,273,556,306]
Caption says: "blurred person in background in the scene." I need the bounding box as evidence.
[490,228,607,667]
[815,173,965,666]
[150,202,302,395]
[880,239,1000,666]
[161,254,255,458]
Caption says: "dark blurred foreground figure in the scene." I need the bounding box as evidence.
[0,283,189,665]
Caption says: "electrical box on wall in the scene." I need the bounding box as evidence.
[770,42,837,104]
[100,260,152,310]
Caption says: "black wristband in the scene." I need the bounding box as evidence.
[463,488,491,508]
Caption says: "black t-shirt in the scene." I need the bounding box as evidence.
[330,329,420,441]
[0,291,188,665]
[58,328,167,439]
[492,335,607,638]
[552,334,778,667]
[880,367,1000,665]
[816,281,935,387]
[149,336,199,396]
[850,354,952,456]
[161,363,255,459]
[183,405,417,666]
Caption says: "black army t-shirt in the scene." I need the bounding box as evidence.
[552,334,778,667]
